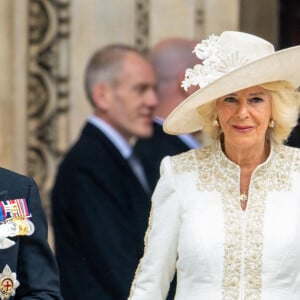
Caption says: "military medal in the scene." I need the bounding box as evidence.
[0,265,19,300]
[12,219,35,236]
[0,199,31,221]
[0,199,35,249]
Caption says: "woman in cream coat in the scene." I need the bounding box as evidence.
[128,31,300,300]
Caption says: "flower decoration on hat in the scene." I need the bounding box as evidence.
[182,34,251,91]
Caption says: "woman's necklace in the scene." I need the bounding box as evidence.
[239,192,248,203]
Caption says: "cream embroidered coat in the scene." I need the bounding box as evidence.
[128,141,300,300]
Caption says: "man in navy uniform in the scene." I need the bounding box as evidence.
[0,168,62,299]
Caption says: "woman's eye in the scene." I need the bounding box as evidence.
[224,97,236,103]
[250,97,263,103]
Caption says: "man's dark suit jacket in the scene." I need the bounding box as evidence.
[286,121,300,148]
[0,168,62,299]
[51,122,151,300]
[135,121,190,190]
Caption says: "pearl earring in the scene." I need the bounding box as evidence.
[213,119,219,127]
[269,120,275,128]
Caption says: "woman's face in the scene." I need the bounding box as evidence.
[216,85,272,149]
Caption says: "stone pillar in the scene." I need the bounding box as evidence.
[0,1,15,171]
[204,0,240,36]
[240,0,279,47]
[149,0,240,45]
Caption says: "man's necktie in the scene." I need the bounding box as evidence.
[127,151,150,195]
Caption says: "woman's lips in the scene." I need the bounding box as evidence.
[232,125,254,133]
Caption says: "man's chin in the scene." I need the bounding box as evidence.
[136,128,153,139]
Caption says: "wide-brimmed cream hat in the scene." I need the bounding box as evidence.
[163,31,300,134]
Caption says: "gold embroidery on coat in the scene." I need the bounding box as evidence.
[172,149,200,174]
[172,142,299,299]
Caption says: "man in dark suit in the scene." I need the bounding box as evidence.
[135,38,202,190]
[51,45,157,300]
[286,117,300,147]
[0,168,62,299]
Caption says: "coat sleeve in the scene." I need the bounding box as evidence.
[17,178,63,299]
[128,156,180,300]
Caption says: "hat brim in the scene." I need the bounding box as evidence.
[163,45,300,135]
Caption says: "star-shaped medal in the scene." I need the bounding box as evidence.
[0,265,19,299]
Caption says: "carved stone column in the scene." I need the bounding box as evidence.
[26,0,71,216]
[135,0,150,53]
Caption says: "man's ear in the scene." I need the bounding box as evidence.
[91,83,112,110]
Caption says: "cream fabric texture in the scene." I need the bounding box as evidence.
[128,141,300,300]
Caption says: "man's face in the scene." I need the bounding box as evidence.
[98,52,157,142]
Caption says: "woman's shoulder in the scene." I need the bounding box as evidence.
[276,144,300,157]
[274,144,300,170]
[165,144,214,174]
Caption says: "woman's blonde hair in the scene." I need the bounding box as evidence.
[197,80,300,145]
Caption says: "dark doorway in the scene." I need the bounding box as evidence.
[279,0,300,49]
[281,0,300,147]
